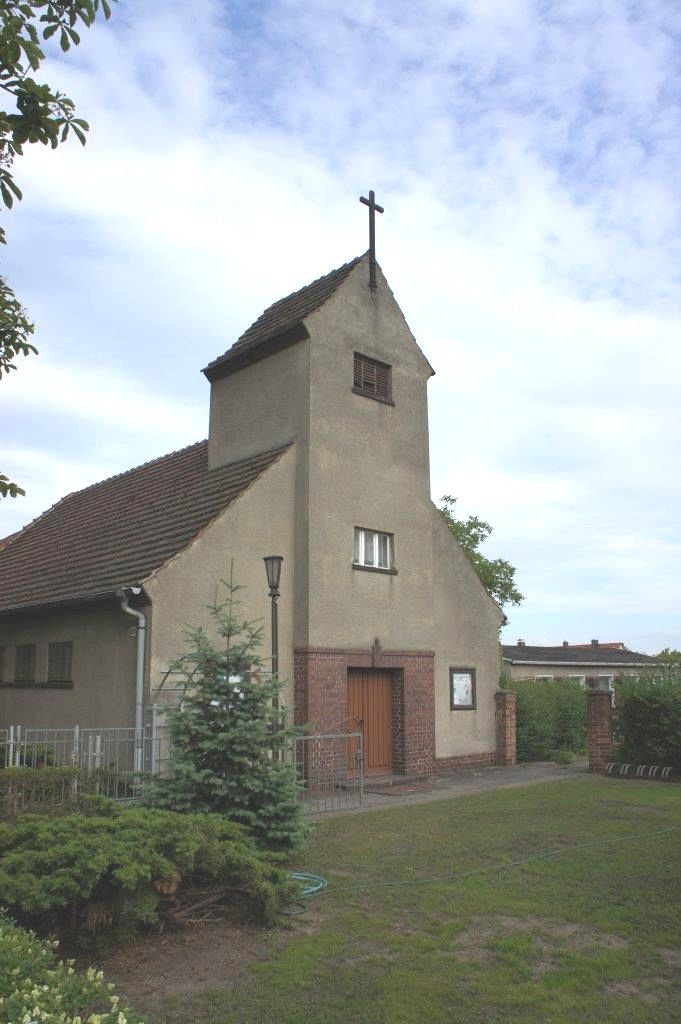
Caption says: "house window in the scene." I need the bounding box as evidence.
[48,641,73,683]
[14,644,36,683]
[534,675,554,682]
[568,675,586,687]
[353,527,395,571]
[450,668,476,710]
[353,352,393,404]
[597,674,614,693]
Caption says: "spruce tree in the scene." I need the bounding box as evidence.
[149,568,307,852]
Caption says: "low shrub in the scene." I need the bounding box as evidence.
[0,766,108,819]
[0,914,145,1024]
[0,800,296,944]
[510,678,586,762]
[614,668,681,771]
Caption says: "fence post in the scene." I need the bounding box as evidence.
[70,725,80,802]
[495,690,517,766]
[7,725,14,768]
[150,704,158,776]
[586,687,613,772]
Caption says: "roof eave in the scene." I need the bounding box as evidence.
[0,586,150,618]
[202,323,310,383]
[502,658,657,668]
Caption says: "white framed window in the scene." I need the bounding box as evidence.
[353,527,394,570]
[568,675,586,687]
[597,674,614,693]
[534,674,554,682]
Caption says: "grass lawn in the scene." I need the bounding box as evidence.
[159,776,681,1024]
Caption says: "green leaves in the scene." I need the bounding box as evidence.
[509,677,586,762]
[0,803,295,942]
[615,668,681,771]
[438,495,524,609]
[0,473,25,497]
[0,915,145,1024]
[0,273,37,376]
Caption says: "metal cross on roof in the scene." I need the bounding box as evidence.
[359,189,384,292]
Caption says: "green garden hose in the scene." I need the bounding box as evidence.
[287,824,680,912]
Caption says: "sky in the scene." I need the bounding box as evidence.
[1,0,680,654]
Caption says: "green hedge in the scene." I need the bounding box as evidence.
[0,766,108,819]
[0,799,296,943]
[0,914,145,1023]
[614,669,681,771]
[509,677,587,762]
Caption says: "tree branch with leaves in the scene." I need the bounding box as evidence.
[0,0,115,497]
[438,494,524,610]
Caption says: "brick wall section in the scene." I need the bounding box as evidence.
[293,647,436,776]
[586,688,613,772]
[434,752,497,772]
[391,670,406,774]
[495,689,517,766]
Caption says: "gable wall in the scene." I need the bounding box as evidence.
[144,447,297,710]
[0,601,137,729]
[431,509,504,758]
[305,261,437,649]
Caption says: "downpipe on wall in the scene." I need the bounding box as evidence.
[116,587,146,774]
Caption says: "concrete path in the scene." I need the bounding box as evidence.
[309,760,589,818]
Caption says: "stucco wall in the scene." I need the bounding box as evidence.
[207,339,311,648]
[431,509,503,758]
[280,257,502,761]
[503,663,618,683]
[304,260,438,650]
[0,601,137,728]
[143,446,297,712]
[207,340,310,469]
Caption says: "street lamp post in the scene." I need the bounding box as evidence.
[263,556,283,710]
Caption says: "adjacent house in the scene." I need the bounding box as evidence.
[0,252,505,777]
[502,640,657,690]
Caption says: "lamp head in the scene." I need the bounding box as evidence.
[263,555,283,595]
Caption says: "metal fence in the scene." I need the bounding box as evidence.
[1,719,364,816]
[0,722,171,807]
[294,731,364,813]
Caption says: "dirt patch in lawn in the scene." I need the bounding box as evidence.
[454,913,629,952]
[453,914,630,978]
[605,979,668,1005]
[101,910,317,1012]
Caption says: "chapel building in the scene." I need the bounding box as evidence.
[0,252,505,775]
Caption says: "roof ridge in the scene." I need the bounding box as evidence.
[204,253,365,375]
[251,253,364,322]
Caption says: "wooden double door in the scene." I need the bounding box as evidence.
[348,668,393,775]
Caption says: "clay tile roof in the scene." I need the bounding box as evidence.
[203,254,363,379]
[0,441,291,614]
[0,531,19,552]
[501,644,657,666]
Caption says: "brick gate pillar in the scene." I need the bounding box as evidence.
[495,690,517,766]
[586,687,613,772]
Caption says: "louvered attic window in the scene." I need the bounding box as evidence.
[353,352,393,405]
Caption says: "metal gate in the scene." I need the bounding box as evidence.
[294,731,364,813]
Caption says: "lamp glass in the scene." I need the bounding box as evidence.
[264,555,283,592]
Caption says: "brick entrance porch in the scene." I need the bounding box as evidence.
[293,645,436,776]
